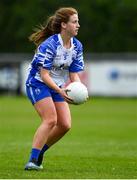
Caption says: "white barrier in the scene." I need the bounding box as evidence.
[88,62,137,96]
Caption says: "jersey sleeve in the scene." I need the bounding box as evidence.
[35,40,56,70]
[69,42,84,72]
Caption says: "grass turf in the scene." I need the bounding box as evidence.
[0,96,137,178]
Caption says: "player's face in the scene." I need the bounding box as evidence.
[64,14,80,37]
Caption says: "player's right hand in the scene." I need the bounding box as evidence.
[58,88,74,104]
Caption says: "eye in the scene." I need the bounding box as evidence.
[73,20,79,24]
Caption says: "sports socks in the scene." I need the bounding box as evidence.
[37,144,49,166]
[29,145,49,165]
[40,144,49,155]
[29,148,41,162]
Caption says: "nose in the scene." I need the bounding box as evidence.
[77,22,80,28]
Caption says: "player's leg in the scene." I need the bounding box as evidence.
[37,101,71,166]
[25,97,57,170]
[47,101,71,146]
[32,97,57,149]
[46,88,71,146]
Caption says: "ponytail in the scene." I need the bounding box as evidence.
[29,16,55,47]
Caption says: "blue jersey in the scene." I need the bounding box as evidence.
[26,34,84,87]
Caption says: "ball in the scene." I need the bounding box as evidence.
[66,82,88,105]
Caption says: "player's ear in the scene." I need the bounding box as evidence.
[61,22,67,29]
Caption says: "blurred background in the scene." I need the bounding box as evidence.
[0,0,137,96]
[0,1,137,178]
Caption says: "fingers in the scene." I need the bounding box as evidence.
[64,96,74,104]
[63,92,74,103]
[64,89,71,94]
[59,88,77,104]
[60,89,74,104]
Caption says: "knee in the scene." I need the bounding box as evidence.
[47,118,57,128]
[60,121,71,133]
[42,115,57,128]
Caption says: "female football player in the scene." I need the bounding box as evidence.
[25,7,84,170]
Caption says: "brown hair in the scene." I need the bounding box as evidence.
[29,7,78,46]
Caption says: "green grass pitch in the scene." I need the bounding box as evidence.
[0,96,137,179]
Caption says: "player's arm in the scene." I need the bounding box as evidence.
[40,68,61,92]
[40,68,73,103]
[69,41,84,81]
[38,43,66,99]
[69,72,81,82]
